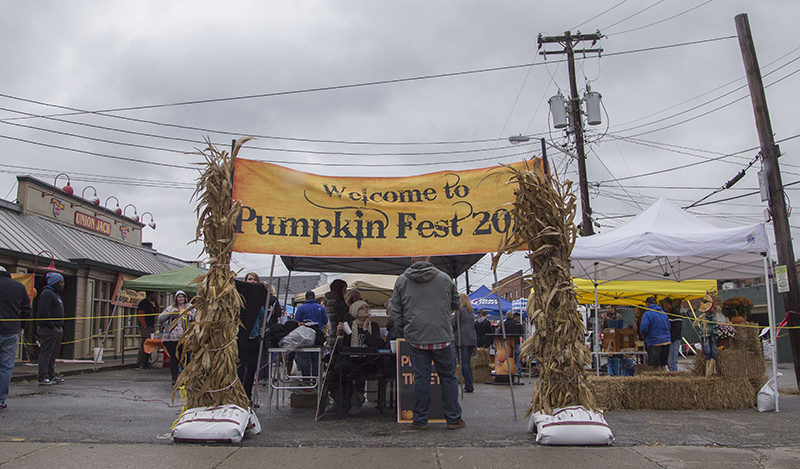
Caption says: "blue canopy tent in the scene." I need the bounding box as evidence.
[468,285,515,320]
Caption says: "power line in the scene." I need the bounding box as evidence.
[601,0,666,31]
[571,0,629,31]
[608,0,715,37]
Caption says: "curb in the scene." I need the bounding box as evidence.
[11,363,138,383]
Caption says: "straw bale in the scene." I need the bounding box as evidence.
[590,374,756,410]
[473,348,492,367]
[457,353,490,385]
[472,366,494,384]
[731,323,762,356]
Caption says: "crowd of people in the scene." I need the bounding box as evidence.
[2,258,529,429]
[599,295,689,375]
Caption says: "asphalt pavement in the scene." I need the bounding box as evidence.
[2,359,799,467]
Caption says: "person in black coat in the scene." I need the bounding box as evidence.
[474,309,495,348]
[1,266,32,408]
[37,272,65,385]
[332,300,384,416]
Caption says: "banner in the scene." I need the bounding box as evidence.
[233,159,526,257]
[11,273,37,301]
[112,273,145,307]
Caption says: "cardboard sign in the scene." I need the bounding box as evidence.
[396,338,445,423]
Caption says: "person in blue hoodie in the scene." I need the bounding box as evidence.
[639,296,671,370]
[37,272,66,385]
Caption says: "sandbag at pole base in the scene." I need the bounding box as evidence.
[528,406,614,446]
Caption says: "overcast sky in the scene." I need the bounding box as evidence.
[2,1,799,290]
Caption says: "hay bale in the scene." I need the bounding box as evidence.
[731,323,762,355]
[472,366,494,384]
[717,349,765,382]
[590,374,756,410]
[473,348,492,367]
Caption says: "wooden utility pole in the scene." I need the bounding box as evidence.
[736,13,800,388]
[539,31,602,236]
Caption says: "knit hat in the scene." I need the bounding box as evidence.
[349,300,369,318]
[305,290,316,299]
[175,290,187,300]
[46,272,64,287]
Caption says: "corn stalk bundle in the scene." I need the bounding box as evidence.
[176,137,252,409]
[495,159,597,416]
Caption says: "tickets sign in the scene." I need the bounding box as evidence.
[232,159,525,257]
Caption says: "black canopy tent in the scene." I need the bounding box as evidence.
[280,254,485,278]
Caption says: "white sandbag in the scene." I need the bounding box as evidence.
[530,405,614,446]
[248,408,262,435]
[172,404,250,444]
[757,377,778,412]
[279,326,317,349]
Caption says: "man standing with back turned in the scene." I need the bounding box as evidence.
[391,256,465,430]
[0,266,32,409]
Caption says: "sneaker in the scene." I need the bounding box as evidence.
[39,379,55,386]
[0,403,7,409]
[447,419,467,430]
[410,422,428,430]
[52,377,65,384]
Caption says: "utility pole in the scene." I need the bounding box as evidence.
[538,31,602,236]
[736,13,800,388]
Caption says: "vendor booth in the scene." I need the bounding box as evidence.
[570,198,777,409]
[469,285,514,320]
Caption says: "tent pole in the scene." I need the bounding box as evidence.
[454,275,463,400]
[763,251,779,412]
[253,254,278,410]
[493,267,517,420]
[594,263,600,376]
[94,295,120,363]
[284,270,292,308]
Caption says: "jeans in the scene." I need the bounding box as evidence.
[458,345,476,391]
[37,326,63,382]
[408,344,461,425]
[607,355,635,376]
[163,341,182,382]
[295,351,319,379]
[0,333,19,405]
[701,334,718,360]
[136,325,155,368]
[668,339,681,371]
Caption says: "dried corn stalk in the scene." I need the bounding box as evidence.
[495,158,597,416]
[176,136,252,409]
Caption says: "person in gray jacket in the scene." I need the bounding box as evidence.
[452,293,477,392]
[391,257,465,430]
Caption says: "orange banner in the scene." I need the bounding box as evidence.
[11,273,37,301]
[112,273,144,307]
[232,159,525,257]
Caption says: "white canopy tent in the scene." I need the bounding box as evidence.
[571,198,778,410]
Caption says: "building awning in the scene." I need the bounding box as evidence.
[0,205,187,275]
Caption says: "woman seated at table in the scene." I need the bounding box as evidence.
[332,300,385,416]
[158,291,195,385]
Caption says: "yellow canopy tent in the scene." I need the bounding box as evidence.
[573,278,716,306]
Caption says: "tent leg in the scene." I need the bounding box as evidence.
[764,253,780,412]
[97,294,121,363]
[253,255,278,411]
[594,265,600,376]
[493,267,517,420]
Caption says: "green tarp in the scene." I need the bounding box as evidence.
[121,265,205,295]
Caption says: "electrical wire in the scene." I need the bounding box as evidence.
[601,0,666,31]
[571,0,628,31]
[607,0,715,37]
